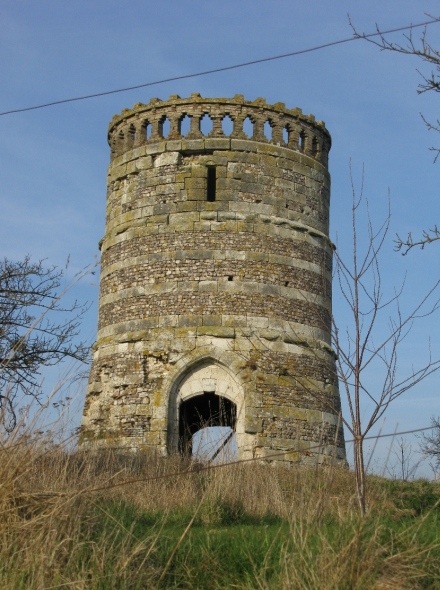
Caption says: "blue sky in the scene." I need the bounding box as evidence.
[1,1,439,476]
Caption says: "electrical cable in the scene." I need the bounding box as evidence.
[85,424,436,493]
[0,17,439,117]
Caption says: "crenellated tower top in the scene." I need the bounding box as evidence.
[108,93,331,166]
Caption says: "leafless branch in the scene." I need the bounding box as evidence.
[395,225,440,255]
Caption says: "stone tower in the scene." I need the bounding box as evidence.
[80,94,346,464]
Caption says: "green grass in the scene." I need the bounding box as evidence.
[81,498,286,589]
[75,490,440,589]
[1,442,439,589]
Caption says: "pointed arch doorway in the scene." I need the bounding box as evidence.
[168,361,245,461]
[179,392,236,456]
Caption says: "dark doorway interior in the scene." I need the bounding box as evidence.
[179,392,236,455]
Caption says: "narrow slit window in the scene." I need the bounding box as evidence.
[207,166,216,201]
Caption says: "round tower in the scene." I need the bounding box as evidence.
[80,94,346,464]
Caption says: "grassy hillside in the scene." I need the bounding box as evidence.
[1,436,439,589]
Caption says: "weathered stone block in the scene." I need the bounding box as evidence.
[145,141,166,155]
[181,139,205,151]
[184,178,206,190]
[154,151,182,167]
[205,138,230,150]
[200,211,217,220]
[199,281,218,293]
[197,326,235,338]
[177,315,203,327]
[202,315,222,326]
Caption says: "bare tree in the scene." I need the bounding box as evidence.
[350,15,440,254]
[235,170,439,513]
[231,169,439,513]
[386,437,420,481]
[332,171,440,514]
[0,256,90,432]
[420,416,440,470]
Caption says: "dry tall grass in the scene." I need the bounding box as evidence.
[1,432,439,589]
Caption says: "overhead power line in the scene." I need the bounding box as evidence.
[86,424,436,493]
[1,17,439,117]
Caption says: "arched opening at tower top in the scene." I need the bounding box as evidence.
[179,393,237,460]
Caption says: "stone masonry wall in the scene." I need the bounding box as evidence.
[80,95,346,464]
